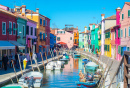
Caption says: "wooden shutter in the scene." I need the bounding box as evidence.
[122,14,124,20]
[128,10,130,17]
[118,29,120,38]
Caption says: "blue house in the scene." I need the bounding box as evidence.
[50,33,56,49]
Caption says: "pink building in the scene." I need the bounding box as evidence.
[120,2,130,57]
[52,29,74,49]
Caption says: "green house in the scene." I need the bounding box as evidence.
[17,17,27,53]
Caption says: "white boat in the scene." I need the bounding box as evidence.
[18,71,43,88]
[46,61,56,70]
[55,64,61,70]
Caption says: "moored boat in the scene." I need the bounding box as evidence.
[85,62,98,71]
[18,71,43,88]
[1,84,24,88]
[74,54,81,58]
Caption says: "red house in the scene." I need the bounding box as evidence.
[45,17,50,54]
[0,7,17,59]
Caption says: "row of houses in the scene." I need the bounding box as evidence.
[0,4,50,60]
[79,2,130,61]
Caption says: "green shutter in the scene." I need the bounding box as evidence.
[128,10,130,17]
[108,45,109,51]
[122,14,124,20]
[118,29,120,38]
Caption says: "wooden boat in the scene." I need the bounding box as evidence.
[76,79,99,87]
[18,71,43,88]
[1,84,24,88]
[60,56,69,61]
[74,54,81,58]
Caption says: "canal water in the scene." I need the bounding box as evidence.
[41,56,84,88]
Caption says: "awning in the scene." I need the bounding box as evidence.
[58,42,66,45]
[0,41,15,49]
[42,45,47,48]
[74,44,78,46]
[9,41,25,49]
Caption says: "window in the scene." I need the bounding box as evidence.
[31,27,33,35]
[57,37,60,41]
[121,30,123,37]
[43,33,45,39]
[70,37,72,40]
[129,27,130,37]
[115,30,116,38]
[17,23,19,35]
[75,39,77,43]
[13,23,16,35]
[125,28,126,38]
[122,14,124,20]
[43,20,45,26]
[35,28,36,36]
[108,45,109,51]
[9,21,12,35]
[127,47,129,51]
[118,46,121,54]
[26,26,29,35]
[82,34,84,37]
[2,22,6,35]
[23,26,25,36]
[46,20,47,26]
[121,47,123,56]
[128,10,130,17]
[40,18,42,25]
[40,32,42,39]
[118,29,120,38]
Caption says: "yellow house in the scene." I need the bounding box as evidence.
[74,32,79,45]
[18,6,46,53]
[104,29,111,57]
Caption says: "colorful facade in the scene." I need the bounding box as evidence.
[79,31,84,48]
[74,31,79,45]
[50,33,56,49]
[120,2,130,58]
[84,26,89,51]
[98,24,101,53]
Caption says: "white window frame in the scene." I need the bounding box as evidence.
[2,22,6,35]
[9,21,12,35]
[23,25,25,36]
[13,22,16,35]
[17,23,19,35]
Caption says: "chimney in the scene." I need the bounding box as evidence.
[101,14,105,20]
[116,7,121,26]
[21,5,26,16]
[36,8,39,13]
[84,26,87,33]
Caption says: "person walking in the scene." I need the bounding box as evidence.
[2,54,8,71]
[15,52,19,69]
[96,48,98,57]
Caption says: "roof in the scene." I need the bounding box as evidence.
[14,13,27,20]
[0,8,16,17]
[125,2,130,5]
[81,30,90,33]
[26,9,38,14]
[104,15,116,20]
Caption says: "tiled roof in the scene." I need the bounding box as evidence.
[125,2,130,5]
[0,8,16,17]
[26,9,38,14]
[14,13,27,20]
[104,15,116,20]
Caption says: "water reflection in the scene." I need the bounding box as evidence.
[41,55,84,88]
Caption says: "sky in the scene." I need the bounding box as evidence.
[0,0,129,31]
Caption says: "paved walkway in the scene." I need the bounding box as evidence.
[78,50,120,88]
[0,54,61,86]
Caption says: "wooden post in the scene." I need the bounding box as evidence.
[100,61,113,88]
[40,52,45,69]
[45,52,48,63]
[11,60,18,82]
[18,54,23,76]
[29,48,34,72]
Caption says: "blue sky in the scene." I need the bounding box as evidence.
[0,0,129,31]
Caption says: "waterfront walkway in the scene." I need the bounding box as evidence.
[0,54,61,86]
[78,50,120,88]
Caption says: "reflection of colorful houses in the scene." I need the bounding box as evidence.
[120,2,130,59]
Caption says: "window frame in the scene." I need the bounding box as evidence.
[57,37,60,41]
[23,25,25,36]
[17,23,19,35]
[46,20,47,26]
[40,18,42,25]
[9,21,12,35]
[31,27,33,35]
[26,25,29,35]
[122,13,124,20]
[128,10,130,17]
[13,22,16,35]
[2,22,6,35]
[121,29,123,38]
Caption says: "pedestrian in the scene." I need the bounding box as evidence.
[2,54,8,71]
[15,52,19,69]
[19,52,23,69]
[32,53,37,64]
[92,48,94,53]
[96,48,98,57]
